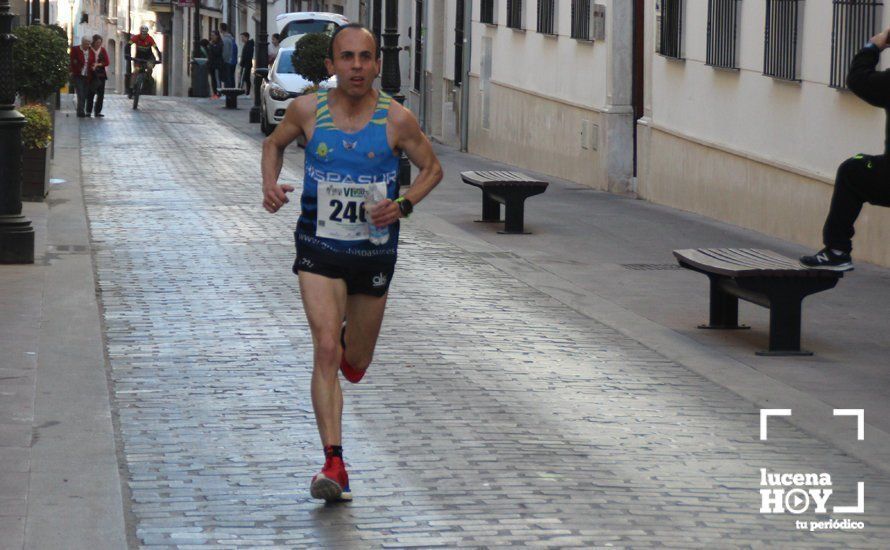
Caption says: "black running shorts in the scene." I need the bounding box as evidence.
[293,253,395,297]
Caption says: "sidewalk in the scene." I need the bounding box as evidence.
[2,93,889,548]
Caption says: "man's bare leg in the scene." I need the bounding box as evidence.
[298,272,348,446]
[342,293,389,373]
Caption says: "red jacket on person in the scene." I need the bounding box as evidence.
[69,46,87,78]
[87,47,109,82]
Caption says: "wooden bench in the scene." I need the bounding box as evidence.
[461,171,549,234]
[673,248,844,356]
[217,87,244,109]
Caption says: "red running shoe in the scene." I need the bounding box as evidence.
[310,456,352,501]
[339,323,367,384]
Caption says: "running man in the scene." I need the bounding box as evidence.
[260,23,443,502]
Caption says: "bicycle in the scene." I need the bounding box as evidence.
[126,55,161,110]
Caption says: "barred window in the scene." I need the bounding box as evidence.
[482,0,496,24]
[414,0,423,92]
[454,0,464,86]
[659,0,685,58]
[571,0,591,40]
[537,0,557,35]
[706,0,742,69]
[507,0,524,29]
[831,0,883,89]
[764,0,804,81]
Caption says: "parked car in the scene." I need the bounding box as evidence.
[275,11,349,40]
[259,46,337,136]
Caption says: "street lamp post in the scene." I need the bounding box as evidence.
[380,0,410,187]
[0,0,35,264]
[249,0,268,123]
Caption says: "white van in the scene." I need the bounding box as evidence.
[275,12,349,44]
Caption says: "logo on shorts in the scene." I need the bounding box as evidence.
[299,257,315,269]
[372,273,388,288]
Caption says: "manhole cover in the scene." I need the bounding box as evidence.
[621,263,682,271]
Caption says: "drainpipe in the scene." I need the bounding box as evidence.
[459,0,470,152]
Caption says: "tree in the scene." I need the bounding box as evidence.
[292,32,331,92]
[12,25,69,103]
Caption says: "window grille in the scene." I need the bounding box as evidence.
[482,0,496,24]
[706,0,742,69]
[414,0,423,92]
[454,0,464,86]
[764,0,803,81]
[507,0,524,29]
[659,0,685,58]
[537,0,556,35]
[571,0,591,40]
[830,0,883,89]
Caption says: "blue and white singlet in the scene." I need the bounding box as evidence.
[296,89,401,267]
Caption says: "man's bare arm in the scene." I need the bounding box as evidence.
[261,95,312,213]
[370,103,443,227]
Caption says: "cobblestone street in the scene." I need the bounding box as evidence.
[78,97,890,548]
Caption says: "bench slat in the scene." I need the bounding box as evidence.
[673,248,842,278]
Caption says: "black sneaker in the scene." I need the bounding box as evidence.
[799,248,854,271]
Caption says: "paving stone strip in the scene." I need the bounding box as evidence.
[79,97,890,548]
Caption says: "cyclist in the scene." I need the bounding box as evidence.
[128,24,161,98]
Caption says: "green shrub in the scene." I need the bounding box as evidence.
[20,104,52,150]
[13,25,69,103]
[292,32,332,90]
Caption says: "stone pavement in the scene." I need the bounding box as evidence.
[2,93,890,548]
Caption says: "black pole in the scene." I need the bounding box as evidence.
[193,0,202,56]
[380,0,410,187]
[0,0,35,263]
[29,0,37,23]
[249,0,267,123]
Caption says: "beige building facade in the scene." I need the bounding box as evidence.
[638,0,890,266]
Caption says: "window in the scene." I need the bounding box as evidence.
[830,0,883,89]
[507,0,524,29]
[454,0,464,86]
[659,0,685,58]
[481,0,496,24]
[764,0,804,81]
[414,0,423,92]
[706,0,742,69]
[571,0,591,40]
[537,0,557,35]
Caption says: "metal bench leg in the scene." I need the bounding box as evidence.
[757,295,812,356]
[225,94,238,109]
[699,276,750,330]
[476,192,502,223]
[500,199,528,234]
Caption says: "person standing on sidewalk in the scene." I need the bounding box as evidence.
[239,32,254,95]
[801,27,890,271]
[220,23,237,88]
[207,31,223,99]
[69,37,91,118]
[86,34,109,118]
[260,23,443,503]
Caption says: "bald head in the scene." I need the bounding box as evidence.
[328,24,379,60]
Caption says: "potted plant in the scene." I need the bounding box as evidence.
[292,32,333,94]
[13,24,70,159]
[20,104,53,201]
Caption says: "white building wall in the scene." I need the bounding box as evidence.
[463,0,631,191]
[640,0,890,266]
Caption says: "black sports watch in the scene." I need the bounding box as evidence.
[396,197,413,218]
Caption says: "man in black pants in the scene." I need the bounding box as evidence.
[801,27,890,271]
[239,32,254,95]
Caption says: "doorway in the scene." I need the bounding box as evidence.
[632,0,645,176]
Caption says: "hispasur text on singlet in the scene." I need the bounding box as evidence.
[296,89,401,267]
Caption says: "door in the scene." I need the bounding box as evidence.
[632,0,645,177]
